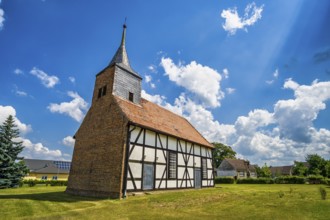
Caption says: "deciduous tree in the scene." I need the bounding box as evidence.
[212,142,236,168]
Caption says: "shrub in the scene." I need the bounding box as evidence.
[278,191,285,198]
[275,176,306,184]
[236,178,274,184]
[307,175,324,184]
[22,179,68,187]
[25,180,36,187]
[215,177,235,184]
[319,187,327,200]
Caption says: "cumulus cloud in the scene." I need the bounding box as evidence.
[161,57,224,108]
[141,90,166,106]
[62,136,75,147]
[145,75,152,83]
[0,105,32,135]
[221,2,264,35]
[143,79,330,166]
[19,137,68,160]
[48,91,88,122]
[148,65,157,73]
[30,67,60,88]
[222,68,229,79]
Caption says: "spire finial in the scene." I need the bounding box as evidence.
[123,17,127,29]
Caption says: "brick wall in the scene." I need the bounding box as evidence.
[66,66,129,199]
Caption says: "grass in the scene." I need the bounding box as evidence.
[1,184,330,219]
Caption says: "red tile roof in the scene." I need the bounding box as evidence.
[114,97,213,148]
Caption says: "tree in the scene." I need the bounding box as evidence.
[292,161,308,176]
[0,115,28,188]
[305,154,327,177]
[212,142,236,168]
[256,163,271,178]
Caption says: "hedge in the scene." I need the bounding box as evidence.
[307,175,324,184]
[215,177,235,184]
[274,176,306,184]
[236,178,274,184]
[22,179,68,187]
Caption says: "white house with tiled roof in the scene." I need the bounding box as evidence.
[66,24,214,199]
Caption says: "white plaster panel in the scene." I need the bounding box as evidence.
[194,145,201,155]
[180,181,186,188]
[202,180,208,186]
[144,147,155,162]
[156,134,167,149]
[129,162,142,178]
[206,149,212,158]
[156,180,166,189]
[188,168,193,178]
[178,167,185,179]
[135,180,141,190]
[127,170,131,178]
[178,153,185,166]
[194,156,201,168]
[130,127,144,144]
[156,149,166,163]
[168,136,177,151]
[145,130,156,146]
[208,170,213,178]
[167,180,176,188]
[178,140,185,152]
[156,165,166,178]
[187,180,192,188]
[187,143,193,154]
[201,147,206,157]
[187,156,193,166]
[127,180,134,190]
[129,145,143,161]
[207,159,212,168]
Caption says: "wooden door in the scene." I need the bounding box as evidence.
[194,168,201,189]
[143,164,154,190]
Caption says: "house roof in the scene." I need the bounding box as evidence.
[224,159,256,172]
[23,159,71,174]
[114,96,213,148]
[270,166,293,175]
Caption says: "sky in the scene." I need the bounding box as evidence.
[0,0,329,166]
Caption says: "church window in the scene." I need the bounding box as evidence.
[129,92,134,102]
[98,86,107,99]
[168,151,177,179]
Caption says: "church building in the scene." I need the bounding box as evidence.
[66,24,214,199]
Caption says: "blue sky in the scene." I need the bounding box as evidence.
[0,0,329,166]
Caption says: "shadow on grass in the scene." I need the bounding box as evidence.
[0,191,106,203]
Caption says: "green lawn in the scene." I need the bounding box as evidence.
[0,184,329,219]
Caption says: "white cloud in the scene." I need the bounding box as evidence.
[222,68,229,79]
[0,7,4,30]
[48,91,88,122]
[30,67,60,88]
[19,137,68,160]
[161,57,224,108]
[221,2,264,35]
[148,65,157,73]
[0,105,32,135]
[141,90,166,106]
[13,68,24,75]
[16,90,28,97]
[62,136,75,147]
[226,88,236,94]
[150,83,156,89]
[68,76,75,84]
[144,78,330,166]
[145,75,152,83]
[266,68,279,85]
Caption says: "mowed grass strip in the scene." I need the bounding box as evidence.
[0,184,329,220]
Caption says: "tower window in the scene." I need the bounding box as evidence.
[129,92,134,102]
[98,86,107,99]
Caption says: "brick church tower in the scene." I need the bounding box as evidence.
[66,24,142,198]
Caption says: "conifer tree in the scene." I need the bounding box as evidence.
[0,115,28,188]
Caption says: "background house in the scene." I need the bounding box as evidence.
[270,166,293,178]
[217,158,257,179]
[24,159,71,180]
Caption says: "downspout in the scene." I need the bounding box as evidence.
[122,124,136,198]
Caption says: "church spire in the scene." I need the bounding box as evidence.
[109,23,133,71]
